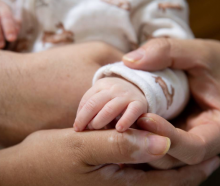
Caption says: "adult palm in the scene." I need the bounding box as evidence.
[123,38,220,168]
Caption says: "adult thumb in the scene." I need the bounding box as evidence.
[80,129,170,166]
[123,38,211,71]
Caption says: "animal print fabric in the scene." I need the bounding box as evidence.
[2,0,192,120]
[93,62,189,120]
[3,0,193,53]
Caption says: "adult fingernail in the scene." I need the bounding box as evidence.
[123,48,145,63]
[146,134,171,155]
[203,157,220,177]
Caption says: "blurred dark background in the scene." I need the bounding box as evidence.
[189,0,220,40]
[188,0,220,185]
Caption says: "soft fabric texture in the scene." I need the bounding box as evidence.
[93,62,189,120]
[4,0,193,118]
[4,0,193,53]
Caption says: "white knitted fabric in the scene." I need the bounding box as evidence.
[3,0,193,53]
[3,0,193,118]
[93,62,189,119]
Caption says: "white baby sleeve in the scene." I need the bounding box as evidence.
[131,0,194,44]
[93,62,189,120]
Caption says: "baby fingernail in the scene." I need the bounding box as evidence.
[116,125,124,132]
[146,134,171,155]
[123,48,145,63]
[74,125,80,132]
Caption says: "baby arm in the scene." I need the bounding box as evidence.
[74,62,189,132]
[0,0,19,48]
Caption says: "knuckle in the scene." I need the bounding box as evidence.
[185,143,206,165]
[112,132,134,159]
[96,78,112,89]
[62,131,85,157]
[148,38,170,52]
[95,79,104,86]
[186,153,205,165]
[92,42,111,54]
[128,103,142,116]
[101,105,114,117]
[110,84,121,92]
[84,99,97,112]
[78,99,87,110]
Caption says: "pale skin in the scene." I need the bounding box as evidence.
[123,38,220,169]
[74,77,148,132]
[0,1,19,48]
[0,41,217,185]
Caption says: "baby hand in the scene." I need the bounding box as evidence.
[74,77,148,132]
[0,1,19,48]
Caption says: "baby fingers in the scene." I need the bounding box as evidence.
[116,101,147,132]
[74,91,112,132]
[88,97,128,130]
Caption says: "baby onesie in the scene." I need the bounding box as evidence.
[3,0,193,119]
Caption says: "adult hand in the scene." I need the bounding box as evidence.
[123,38,220,169]
[0,128,218,186]
[0,42,123,146]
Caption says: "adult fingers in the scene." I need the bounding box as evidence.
[187,110,220,161]
[94,157,220,186]
[149,154,184,170]
[78,128,170,167]
[137,113,211,165]
[123,38,214,71]
[143,157,219,186]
